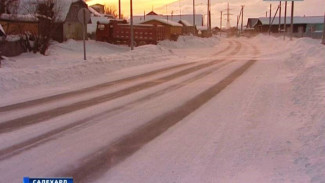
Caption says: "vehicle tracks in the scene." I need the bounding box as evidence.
[59,59,258,183]
[0,61,235,161]
[0,41,241,134]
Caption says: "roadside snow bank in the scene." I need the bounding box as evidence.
[158,35,220,49]
[0,40,177,94]
[283,38,325,182]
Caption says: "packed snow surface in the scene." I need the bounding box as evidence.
[0,35,325,183]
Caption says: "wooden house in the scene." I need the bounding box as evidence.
[52,0,90,42]
[0,14,39,35]
[247,16,324,38]
[178,20,197,35]
[140,19,182,40]
[90,4,105,14]
[0,0,91,42]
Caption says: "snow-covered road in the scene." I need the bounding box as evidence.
[0,36,324,183]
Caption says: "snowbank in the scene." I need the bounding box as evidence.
[158,35,220,49]
[0,40,177,95]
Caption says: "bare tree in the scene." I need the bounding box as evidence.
[104,5,123,19]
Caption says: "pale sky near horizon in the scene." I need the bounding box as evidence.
[86,0,325,27]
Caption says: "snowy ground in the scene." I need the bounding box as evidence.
[0,35,324,183]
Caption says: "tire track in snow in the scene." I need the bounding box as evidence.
[0,40,234,113]
[0,41,241,134]
[59,59,257,183]
[0,61,235,161]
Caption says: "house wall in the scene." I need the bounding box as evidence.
[0,20,39,35]
[63,22,84,40]
[141,20,182,40]
[63,1,88,41]
[306,23,324,32]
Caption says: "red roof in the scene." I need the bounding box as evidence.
[147,11,158,16]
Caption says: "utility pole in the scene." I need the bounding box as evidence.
[279,1,282,32]
[241,5,244,33]
[269,5,280,33]
[269,4,271,35]
[290,1,294,40]
[130,0,134,50]
[237,15,239,31]
[220,11,222,36]
[193,0,196,26]
[207,0,211,31]
[179,0,182,20]
[322,13,325,44]
[284,1,287,40]
[118,0,121,19]
[224,3,232,29]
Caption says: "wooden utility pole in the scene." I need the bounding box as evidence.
[241,5,244,33]
[207,0,211,31]
[290,1,294,40]
[237,15,239,30]
[269,5,280,33]
[279,1,281,32]
[284,1,287,40]
[130,0,134,50]
[220,11,222,36]
[193,0,196,26]
[118,0,121,19]
[269,4,271,35]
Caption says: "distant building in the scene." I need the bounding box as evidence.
[0,14,39,35]
[178,20,197,35]
[247,16,324,38]
[140,18,183,40]
[147,11,158,16]
[90,4,105,14]
[0,0,91,42]
[134,11,204,27]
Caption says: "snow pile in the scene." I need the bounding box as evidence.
[282,38,325,182]
[0,40,177,94]
[158,35,220,49]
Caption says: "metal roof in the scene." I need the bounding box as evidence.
[18,0,87,22]
[140,18,183,27]
[133,14,203,26]
[178,20,193,27]
[257,16,324,25]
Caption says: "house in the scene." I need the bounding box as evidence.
[247,16,324,38]
[178,20,197,35]
[134,11,204,27]
[0,14,39,35]
[52,0,91,42]
[147,11,158,16]
[211,26,221,35]
[87,6,113,39]
[140,19,183,40]
[0,0,91,42]
[90,4,105,14]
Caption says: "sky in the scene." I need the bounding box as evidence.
[86,0,325,27]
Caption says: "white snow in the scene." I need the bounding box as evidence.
[0,34,325,183]
[140,18,183,27]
